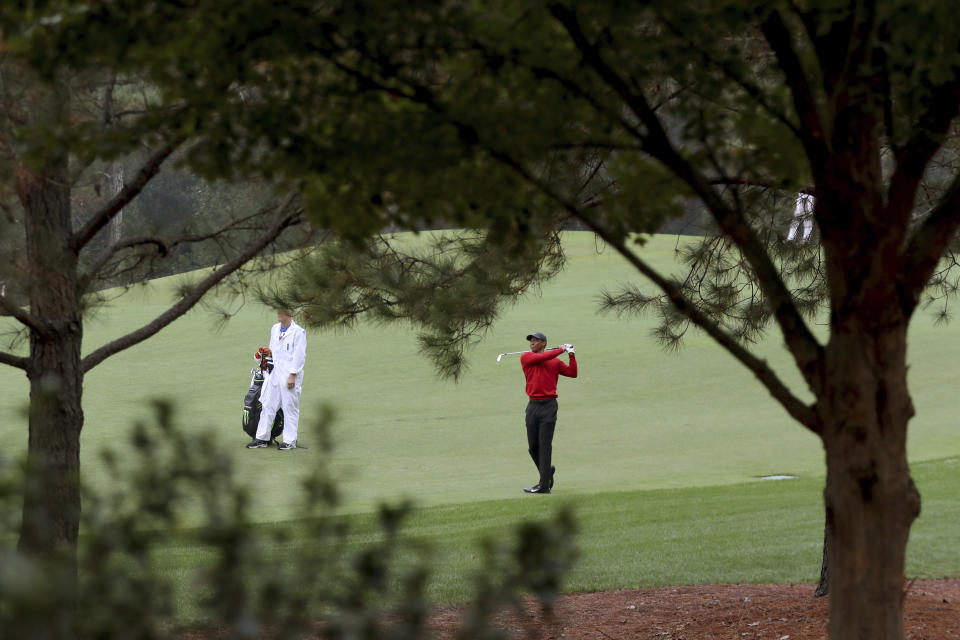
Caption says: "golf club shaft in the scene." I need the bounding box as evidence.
[496,346,562,361]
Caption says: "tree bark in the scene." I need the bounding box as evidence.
[106,162,124,246]
[814,522,829,597]
[820,324,920,640]
[15,157,84,637]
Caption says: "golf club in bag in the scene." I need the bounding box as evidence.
[242,347,284,443]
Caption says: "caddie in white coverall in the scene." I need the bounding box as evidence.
[246,309,307,450]
[787,192,814,242]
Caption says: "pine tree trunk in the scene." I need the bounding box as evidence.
[814,523,829,597]
[820,325,920,640]
[15,158,84,638]
[107,162,124,245]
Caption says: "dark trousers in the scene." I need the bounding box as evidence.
[525,398,558,488]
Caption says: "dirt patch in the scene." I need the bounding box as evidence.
[428,579,960,639]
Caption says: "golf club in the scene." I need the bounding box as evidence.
[496,347,562,362]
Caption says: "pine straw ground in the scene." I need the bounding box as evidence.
[425,580,959,640]
[181,580,958,639]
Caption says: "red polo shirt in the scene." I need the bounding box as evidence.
[520,348,578,399]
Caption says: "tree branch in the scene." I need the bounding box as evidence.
[480,129,820,425]
[423,114,822,428]
[585,214,820,433]
[72,140,183,251]
[788,0,851,100]
[887,79,960,227]
[0,293,51,338]
[546,4,666,149]
[323,12,826,407]
[758,9,829,164]
[79,201,287,289]
[78,236,169,290]
[898,173,960,312]
[102,71,117,126]
[81,192,304,373]
[550,4,825,391]
[656,15,803,141]
[875,25,898,154]
[0,349,28,370]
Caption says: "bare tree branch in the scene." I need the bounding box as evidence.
[72,139,183,251]
[79,236,169,289]
[79,201,290,289]
[0,349,27,370]
[81,192,304,373]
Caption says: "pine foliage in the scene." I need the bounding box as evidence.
[0,402,577,639]
[263,230,565,380]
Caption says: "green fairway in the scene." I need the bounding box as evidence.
[1,230,959,600]
[152,455,959,616]
[408,454,960,597]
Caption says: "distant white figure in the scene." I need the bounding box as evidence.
[246,309,307,451]
[787,193,814,242]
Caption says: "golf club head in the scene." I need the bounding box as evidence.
[496,353,504,362]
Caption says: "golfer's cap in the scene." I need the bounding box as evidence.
[525,331,547,342]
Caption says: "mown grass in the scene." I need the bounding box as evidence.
[1,231,958,617]
[153,455,959,622]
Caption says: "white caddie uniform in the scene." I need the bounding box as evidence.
[255,320,307,445]
[787,192,814,242]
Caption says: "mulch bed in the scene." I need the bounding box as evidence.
[427,580,960,640]
[179,579,958,639]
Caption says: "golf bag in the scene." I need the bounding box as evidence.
[243,348,284,441]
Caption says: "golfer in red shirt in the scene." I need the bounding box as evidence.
[520,331,578,494]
